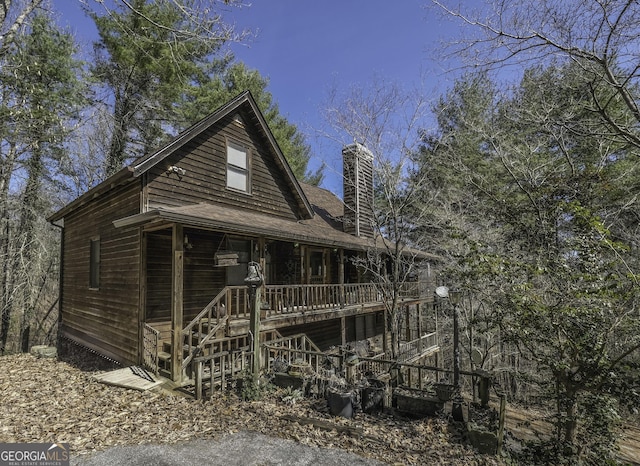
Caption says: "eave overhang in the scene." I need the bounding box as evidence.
[113,204,440,261]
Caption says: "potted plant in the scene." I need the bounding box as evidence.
[393,386,444,417]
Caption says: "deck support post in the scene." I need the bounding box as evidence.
[417,303,423,353]
[338,249,345,306]
[405,304,411,342]
[171,224,184,383]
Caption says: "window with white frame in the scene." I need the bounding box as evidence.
[226,140,249,193]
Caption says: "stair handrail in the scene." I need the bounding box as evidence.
[182,287,229,335]
[180,287,230,376]
[261,332,322,353]
[182,315,228,369]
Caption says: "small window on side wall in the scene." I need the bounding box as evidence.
[89,237,100,289]
[226,140,250,193]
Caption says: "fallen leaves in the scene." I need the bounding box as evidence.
[0,353,505,464]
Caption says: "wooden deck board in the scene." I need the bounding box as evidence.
[94,367,163,391]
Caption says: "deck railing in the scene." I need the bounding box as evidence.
[220,281,430,320]
[397,332,438,362]
[261,333,440,386]
[190,331,440,399]
[142,323,160,375]
[261,333,324,369]
[193,349,252,400]
[180,289,229,374]
[357,357,446,390]
[179,281,431,381]
[262,339,343,379]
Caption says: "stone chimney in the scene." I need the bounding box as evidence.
[342,143,374,238]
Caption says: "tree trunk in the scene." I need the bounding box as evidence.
[563,395,579,449]
[105,89,136,176]
[0,145,16,354]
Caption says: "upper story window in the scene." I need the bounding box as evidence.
[226,140,250,193]
[89,237,100,289]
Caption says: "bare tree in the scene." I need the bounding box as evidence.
[0,0,43,58]
[432,0,640,150]
[322,77,437,358]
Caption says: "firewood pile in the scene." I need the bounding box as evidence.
[0,353,505,465]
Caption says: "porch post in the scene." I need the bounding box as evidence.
[383,308,389,356]
[250,285,262,383]
[245,262,264,384]
[137,230,147,366]
[171,224,184,382]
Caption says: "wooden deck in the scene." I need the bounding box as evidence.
[143,281,435,382]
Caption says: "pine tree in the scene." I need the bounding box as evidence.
[0,12,87,353]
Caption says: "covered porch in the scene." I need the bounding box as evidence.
[129,218,436,383]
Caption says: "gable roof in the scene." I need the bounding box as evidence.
[132,90,313,219]
[49,91,313,223]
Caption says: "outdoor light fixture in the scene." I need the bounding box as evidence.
[245,261,263,290]
[435,284,464,422]
[435,286,450,299]
[168,165,186,176]
[449,289,462,306]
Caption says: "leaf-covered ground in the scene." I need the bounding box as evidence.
[0,353,504,465]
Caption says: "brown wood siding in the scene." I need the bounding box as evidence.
[183,229,226,321]
[60,180,141,364]
[145,112,301,220]
[145,229,172,321]
[146,228,226,323]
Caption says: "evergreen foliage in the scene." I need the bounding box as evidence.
[417,63,640,462]
[0,11,87,354]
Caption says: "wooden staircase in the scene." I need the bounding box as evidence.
[157,316,241,379]
[155,289,232,380]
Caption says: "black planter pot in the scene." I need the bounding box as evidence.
[327,390,356,418]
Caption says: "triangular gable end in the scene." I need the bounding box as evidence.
[132,90,314,219]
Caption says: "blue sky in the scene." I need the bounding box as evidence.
[54,1,460,194]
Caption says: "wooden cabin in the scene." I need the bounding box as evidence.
[48,91,439,383]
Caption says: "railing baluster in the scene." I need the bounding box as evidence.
[195,360,203,400]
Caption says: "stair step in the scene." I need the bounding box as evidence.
[163,340,191,351]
